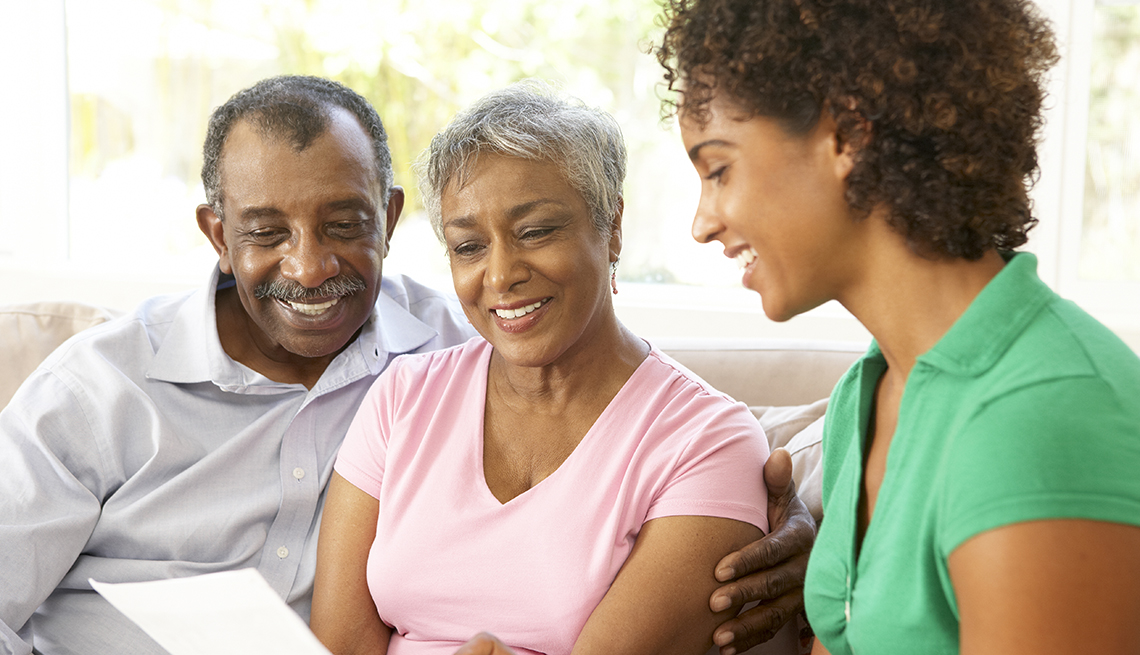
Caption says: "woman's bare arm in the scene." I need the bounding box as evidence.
[571,515,764,655]
[311,472,391,655]
[950,518,1140,655]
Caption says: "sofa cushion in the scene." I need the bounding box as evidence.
[0,301,119,409]
[753,399,828,522]
[658,338,863,408]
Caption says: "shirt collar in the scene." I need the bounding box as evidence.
[148,268,440,393]
[917,251,1055,376]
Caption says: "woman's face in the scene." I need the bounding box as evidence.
[441,154,620,368]
[680,95,865,322]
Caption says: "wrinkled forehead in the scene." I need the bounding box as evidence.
[219,111,383,198]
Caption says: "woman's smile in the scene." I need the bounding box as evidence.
[440,154,619,369]
[491,297,553,333]
[681,96,861,322]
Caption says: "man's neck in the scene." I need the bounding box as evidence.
[214,287,342,390]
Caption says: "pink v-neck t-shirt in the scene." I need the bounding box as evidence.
[334,337,769,655]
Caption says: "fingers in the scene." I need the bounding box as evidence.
[714,508,814,582]
[706,446,816,652]
[712,589,805,655]
[763,448,795,497]
[452,632,514,655]
[710,550,809,611]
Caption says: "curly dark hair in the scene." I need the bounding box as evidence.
[201,75,393,219]
[655,0,1059,259]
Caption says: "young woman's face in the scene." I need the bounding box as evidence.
[680,95,867,322]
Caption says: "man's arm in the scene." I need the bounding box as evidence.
[0,374,104,655]
[709,449,816,654]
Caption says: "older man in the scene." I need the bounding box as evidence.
[0,76,475,654]
[0,76,813,655]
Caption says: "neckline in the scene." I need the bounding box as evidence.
[474,343,657,507]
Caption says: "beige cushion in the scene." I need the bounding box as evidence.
[0,302,119,409]
[753,399,828,523]
[658,338,863,408]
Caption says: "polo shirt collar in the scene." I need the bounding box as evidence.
[917,252,1054,376]
[148,268,439,392]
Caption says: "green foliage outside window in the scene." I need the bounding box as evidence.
[68,0,712,287]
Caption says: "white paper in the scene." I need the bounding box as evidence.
[91,569,332,655]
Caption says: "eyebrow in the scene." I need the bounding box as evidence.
[688,139,732,162]
[443,215,479,231]
[507,198,565,219]
[238,206,285,222]
[326,198,376,214]
[443,198,567,231]
[236,198,375,222]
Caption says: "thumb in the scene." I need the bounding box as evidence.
[453,633,514,655]
[763,448,795,498]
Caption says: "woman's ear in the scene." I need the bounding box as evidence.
[608,197,624,262]
[830,101,871,182]
[835,135,856,182]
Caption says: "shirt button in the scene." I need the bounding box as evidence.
[277,546,289,559]
[293,467,305,480]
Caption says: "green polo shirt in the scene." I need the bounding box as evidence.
[804,252,1140,655]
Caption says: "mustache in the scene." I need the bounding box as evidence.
[253,275,368,301]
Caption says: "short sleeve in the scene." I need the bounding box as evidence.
[646,401,770,534]
[334,358,401,499]
[938,376,1140,556]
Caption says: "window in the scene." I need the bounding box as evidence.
[60,0,721,288]
[1081,0,1140,283]
[0,0,1135,348]
[1040,0,1140,343]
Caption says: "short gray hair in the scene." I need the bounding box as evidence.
[202,76,394,220]
[419,80,626,241]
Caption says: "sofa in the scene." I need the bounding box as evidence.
[0,301,867,654]
[0,301,865,520]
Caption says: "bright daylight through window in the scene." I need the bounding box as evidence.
[1082,0,1140,282]
[62,0,737,294]
[0,0,1136,346]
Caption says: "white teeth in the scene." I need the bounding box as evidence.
[495,300,546,319]
[286,298,339,315]
[735,248,758,269]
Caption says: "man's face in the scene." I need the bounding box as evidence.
[197,108,401,363]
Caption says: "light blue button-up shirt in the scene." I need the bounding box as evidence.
[0,269,474,655]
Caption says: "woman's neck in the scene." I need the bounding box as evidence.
[488,315,649,415]
[839,215,1007,379]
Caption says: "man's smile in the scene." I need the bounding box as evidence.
[278,297,341,316]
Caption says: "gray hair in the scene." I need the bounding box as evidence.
[202,75,394,219]
[419,80,626,241]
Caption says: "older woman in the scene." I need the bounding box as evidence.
[310,82,771,655]
[655,0,1140,654]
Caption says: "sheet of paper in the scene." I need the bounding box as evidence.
[91,568,332,655]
